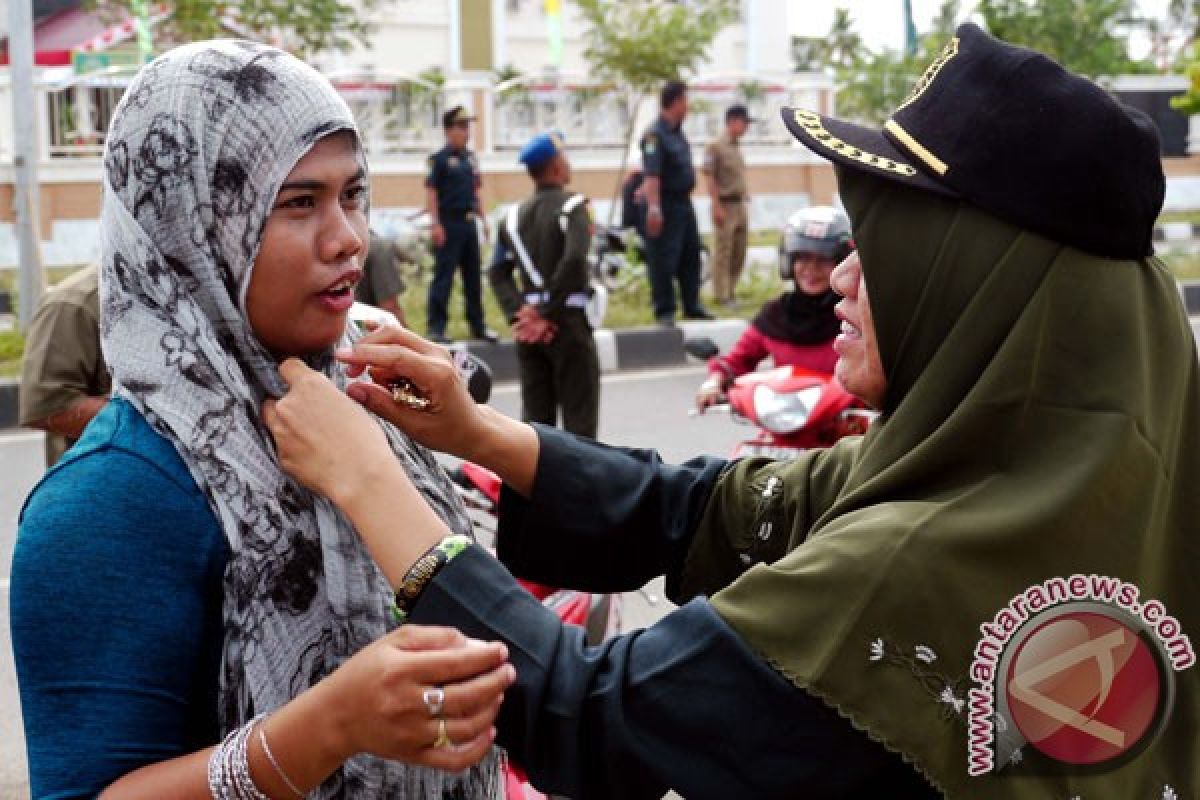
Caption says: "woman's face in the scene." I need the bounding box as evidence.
[247,132,368,360]
[791,252,836,296]
[830,251,887,409]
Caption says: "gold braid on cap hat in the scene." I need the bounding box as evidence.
[792,110,918,178]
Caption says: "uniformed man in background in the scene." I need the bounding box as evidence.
[425,105,497,344]
[704,103,753,308]
[356,231,407,325]
[488,132,600,438]
[19,265,111,467]
[641,80,714,327]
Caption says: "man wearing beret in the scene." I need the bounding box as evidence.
[488,132,600,438]
[425,105,497,344]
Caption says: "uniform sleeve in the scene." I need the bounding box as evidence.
[470,153,483,211]
[11,450,226,798]
[709,325,771,385]
[423,153,441,190]
[487,230,523,322]
[539,201,592,322]
[18,296,105,426]
[362,237,405,306]
[702,141,718,175]
[496,425,728,593]
[640,131,663,178]
[674,435,863,602]
[412,548,928,800]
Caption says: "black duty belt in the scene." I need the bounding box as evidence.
[439,209,476,221]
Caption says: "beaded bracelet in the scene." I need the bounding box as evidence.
[390,534,472,624]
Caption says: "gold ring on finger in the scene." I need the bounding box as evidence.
[389,377,432,411]
[433,717,453,749]
[422,687,446,718]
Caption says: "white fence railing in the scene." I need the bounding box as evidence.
[2,67,835,163]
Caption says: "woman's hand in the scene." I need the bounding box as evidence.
[264,358,397,506]
[694,374,726,414]
[323,625,514,770]
[334,325,492,461]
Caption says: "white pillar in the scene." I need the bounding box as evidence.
[448,0,463,74]
[492,0,507,70]
[9,0,45,329]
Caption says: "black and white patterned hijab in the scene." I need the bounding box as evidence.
[99,40,499,797]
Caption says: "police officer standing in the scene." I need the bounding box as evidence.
[425,105,497,343]
[703,104,753,307]
[641,80,713,326]
[488,133,600,438]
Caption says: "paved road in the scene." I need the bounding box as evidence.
[0,364,734,799]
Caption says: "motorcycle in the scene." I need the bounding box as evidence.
[590,223,710,294]
[685,337,876,460]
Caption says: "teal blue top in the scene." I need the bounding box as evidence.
[11,397,227,799]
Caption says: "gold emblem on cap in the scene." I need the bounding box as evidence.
[791,110,917,178]
[896,36,960,112]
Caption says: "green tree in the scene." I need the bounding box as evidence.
[571,0,738,221]
[806,0,964,123]
[792,8,863,72]
[977,0,1143,76]
[91,0,381,57]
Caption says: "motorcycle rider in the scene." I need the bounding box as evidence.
[695,205,851,412]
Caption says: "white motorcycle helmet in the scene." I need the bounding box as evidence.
[778,206,853,282]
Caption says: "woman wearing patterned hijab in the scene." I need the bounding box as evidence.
[12,41,511,798]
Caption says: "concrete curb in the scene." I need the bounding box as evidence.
[461,324,687,383]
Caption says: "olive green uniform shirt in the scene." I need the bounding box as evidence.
[19,266,111,465]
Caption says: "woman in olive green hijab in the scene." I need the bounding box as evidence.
[262,23,1197,800]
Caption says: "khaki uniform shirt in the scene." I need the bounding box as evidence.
[19,265,111,465]
[702,132,747,202]
[355,231,407,307]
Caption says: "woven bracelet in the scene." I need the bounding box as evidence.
[390,534,472,624]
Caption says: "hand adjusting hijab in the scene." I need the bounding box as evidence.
[99,41,500,797]
[682,24,1199,799]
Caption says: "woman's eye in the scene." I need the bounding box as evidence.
[279,195,315,210]
[343,185,367,207]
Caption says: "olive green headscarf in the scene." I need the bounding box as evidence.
[678,166,1200,797]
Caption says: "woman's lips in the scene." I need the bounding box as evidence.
[315,288,355,314]
[314,269,361,314]
[833,316,862,354]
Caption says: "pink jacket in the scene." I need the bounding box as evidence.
[708,324,839,385]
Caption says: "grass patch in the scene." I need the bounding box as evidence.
[0,329,25,379]
[1160,251,1200,282]
[397,249,784,339]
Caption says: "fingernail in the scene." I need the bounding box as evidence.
[335,348,353,359]
[505,665,516,681]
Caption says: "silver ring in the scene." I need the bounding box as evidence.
[422,687,446,718]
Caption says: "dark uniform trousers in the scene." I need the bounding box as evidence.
[517,311,599,439]
[645,196,702,319]
[428,212,485,335]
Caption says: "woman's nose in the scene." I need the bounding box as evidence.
[830,253,859,298]
[321,206,364,264]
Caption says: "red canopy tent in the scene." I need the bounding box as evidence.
[0,5,167,68]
